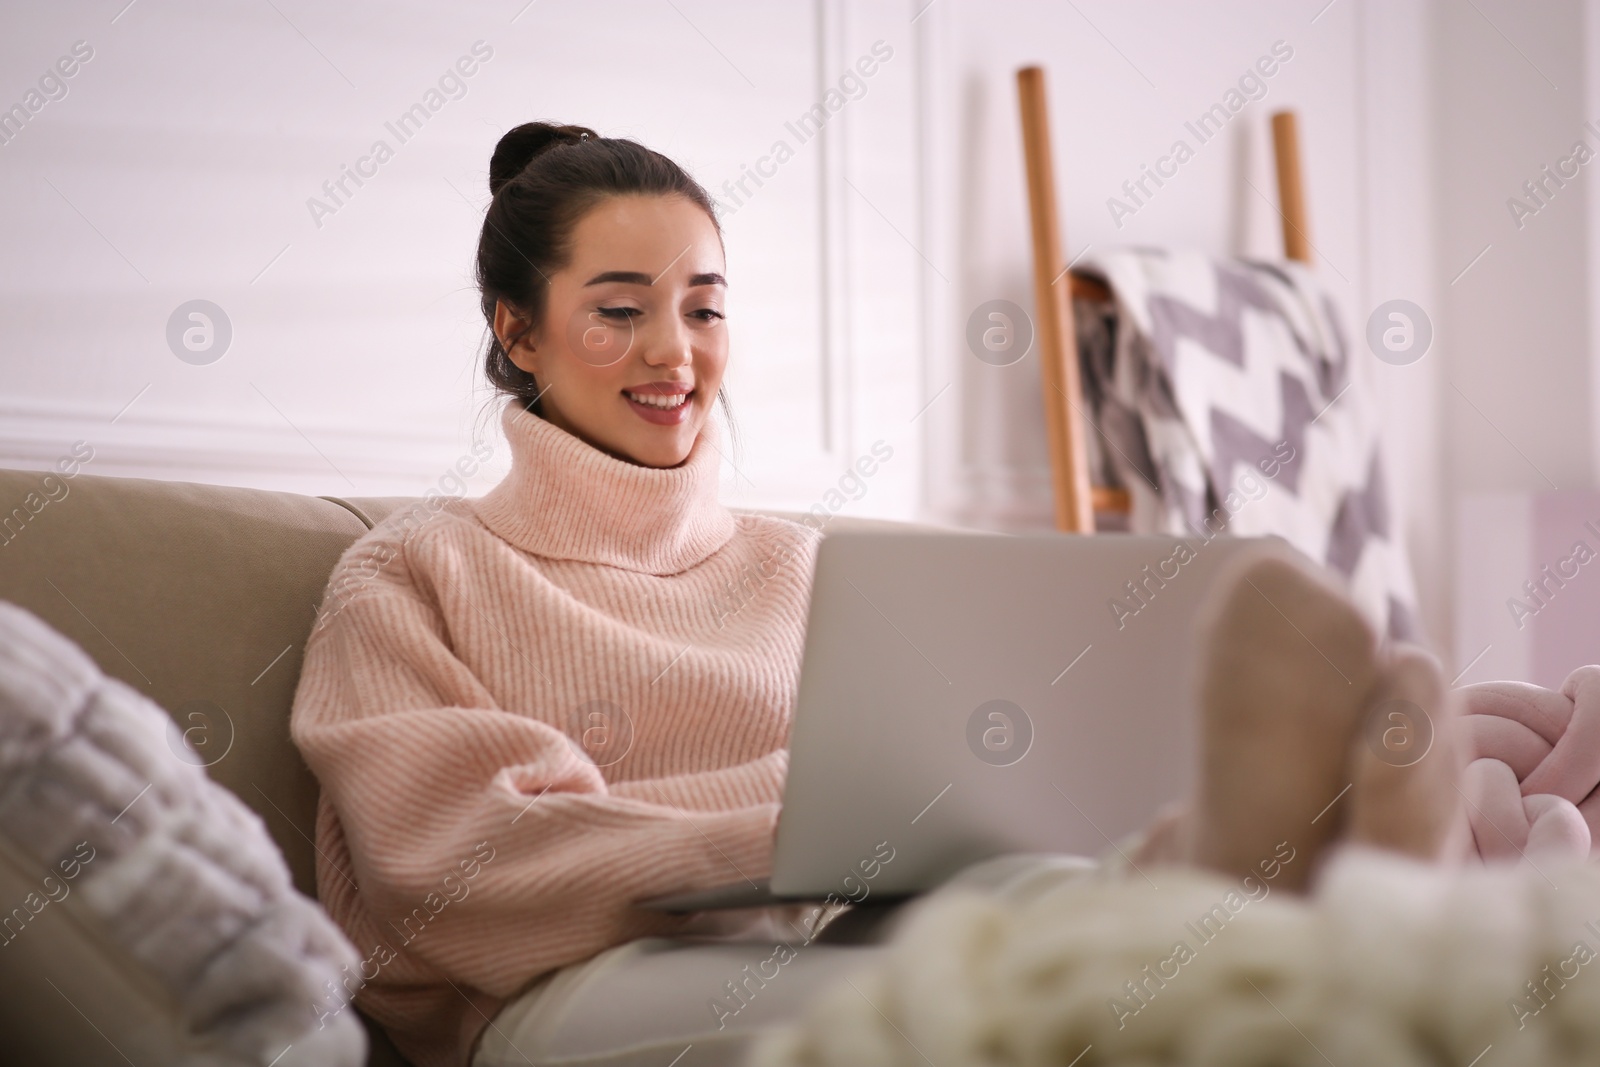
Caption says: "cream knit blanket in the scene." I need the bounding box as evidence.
[753,848,1600,1067]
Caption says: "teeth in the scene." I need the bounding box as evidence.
[627,391,688,409]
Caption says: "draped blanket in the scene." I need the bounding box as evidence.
[1074,249,1421,642]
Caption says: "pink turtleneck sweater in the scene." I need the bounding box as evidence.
[290,403,818,1067]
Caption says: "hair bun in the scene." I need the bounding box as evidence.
[489,122,599,195]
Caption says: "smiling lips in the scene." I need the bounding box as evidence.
[624,382,694,425]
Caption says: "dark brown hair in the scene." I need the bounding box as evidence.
[477,122,724,413]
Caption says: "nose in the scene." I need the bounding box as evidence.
[641,315,692,370]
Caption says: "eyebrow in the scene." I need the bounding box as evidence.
[583,270,727,287]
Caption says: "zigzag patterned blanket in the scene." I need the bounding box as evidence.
[1074,248,1420,642]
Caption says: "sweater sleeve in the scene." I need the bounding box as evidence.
[289,576,784,999]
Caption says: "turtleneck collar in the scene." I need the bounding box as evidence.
[473,401,737,575]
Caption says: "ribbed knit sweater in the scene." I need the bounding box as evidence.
[290,402,819,1067]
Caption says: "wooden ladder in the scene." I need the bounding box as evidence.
[1016,66,1312,533]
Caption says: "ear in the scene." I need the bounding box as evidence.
[493,299,539,377]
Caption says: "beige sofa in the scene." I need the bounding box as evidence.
[0,466,921,1066]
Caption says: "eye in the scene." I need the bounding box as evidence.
[691,308,725,322]
[594,306,639,320]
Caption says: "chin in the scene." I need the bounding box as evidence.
[618,429,695,469]
[614,404,705,468]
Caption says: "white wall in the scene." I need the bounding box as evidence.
[0,0,925,513]
[0,1,1453,650]
[1435,0,1600,684]
[1438,0,1592,507]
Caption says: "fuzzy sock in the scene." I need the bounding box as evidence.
[1346,645,1473,864]
[1184,551,1384,892]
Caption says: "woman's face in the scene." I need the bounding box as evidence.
[496,194,728,469]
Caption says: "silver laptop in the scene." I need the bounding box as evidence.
[640,529,1289,912]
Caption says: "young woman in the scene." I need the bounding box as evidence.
[291,122,1495,1067]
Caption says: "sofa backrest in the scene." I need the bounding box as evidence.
[0,468,380,897]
